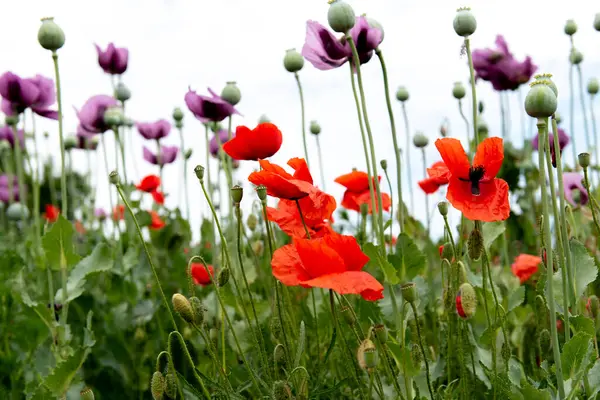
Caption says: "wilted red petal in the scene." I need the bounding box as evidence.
[302,271,384,301]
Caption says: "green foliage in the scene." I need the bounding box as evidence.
[42,215,81,271]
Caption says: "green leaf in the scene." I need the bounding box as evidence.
[507,286,525,312]
[43,347,90,396]
[387,342,419,377]
[135,210,152,227]
[587,359,600,398]
[383,218,392,232]
[42,215,80,271]
[517,380,551,400]
[363,243,399,284]
[294,321,305,368]
[395,233,426,280]
[552,239,597,310]
[482,221,505,250]
[569,315,596,336]
[560,332,594,381]
[55,243,114,303]
[13,270,37,307]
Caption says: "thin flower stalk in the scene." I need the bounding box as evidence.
[294,72,310,168]
[52,51,68,217]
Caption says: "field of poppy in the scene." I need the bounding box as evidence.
[2,2,600,400]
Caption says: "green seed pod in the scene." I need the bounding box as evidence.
[456,282,477,319]
[477,119,489,135]
[252,240,264,257]
[272,380,293,400]
[258,114,270,124]
[103,107,124,127]
[363,348,378,369]
[194,165,205,181]
[184,149,192,159]
[80,387,95,400]
[221,81,241,106]
[172,293,194,324]
[525,81,557,118]
[539,329,551,353]
[283,48,305,73]
[380,159,387,170]
[467,228,483,260]
[217,268,230,287]
[452,81,466,99]
[453,7,477,37]
[569,48,583,65]
[309,120,321,135]
[164,373,177,399]
[441,242,454,260]
[437,201,449,216]
[396,86,409,102]
[114,82,131,102]
[38,17,65,51]
[256,185,267,201]
[373,324,388,344]
[413,132,429,148]
[172,107,184,122]
[64,135,77,151]
[189,296,205,326]
[357,338,376,369]
[534,73,558,97]
[327,0,356,33]
[401,282,418,304]
[564,19,577,36]
[340,305,356,326]
[595,13,600,31]
[578,152,591,168]
[109,171,120,185]
[5,114,19,126]
[246,214,258,231]
[151,371,166,400]
[231,185,243,204]
[360,202,369,217]
[587,78,599,95]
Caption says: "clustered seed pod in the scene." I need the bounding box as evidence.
[396,86,409,102]
[357,338,377,369]
[221,81,241,106]
[283,48,305,73]
[453,7,477,37]
[456,283,477,319]
[525,80,557,118]
[172,293,194,324]
[401,282,418,304]
[256,185,267,201]
[452,82,466,100]
[194,165,205,181]
[327,0,356,33]
[151,371,166,400]
[467,228,483,260]
[534,73,558,97]
[38,17,65,51]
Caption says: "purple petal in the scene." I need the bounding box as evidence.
[563,172,589,206]
[136,119,171,140]
[209,129,235,157]
[28,75,56,108]
[76,94,118,133]
[160,145,179,164]
[95,43,129,75]
[302,20,350,71]
[184,87,239,123]
[143,146,158,164]
[0,71,41,110]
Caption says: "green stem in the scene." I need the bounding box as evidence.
[168,331,211,399]
[294,72,310,168]
[51,52,67,217]
[464,38,479,149]
[178,127,190,219]
[421,148,430,237]
[589,94,600,182]
[583,166,600,236]
[458,100,472,155]
[101,135,117,239]
[569,56,577,167]
[322,290,338,367]
[442,215,457,260]
[383,167,393,252]
[315,135,326,191]
[499,91,506,139]
[11,126,27,209]
[409,302,434,399]
[400,102,414,216]
[116,129,128,187]
[576,64,592,154]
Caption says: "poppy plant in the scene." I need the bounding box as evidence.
[136,120,171,141]
[190,263,215,286]
[143,145,178,166]
[271,232,384,301]
[248,158,315,200]
[136,175,161,192]
[0,72,58,119]
[75,95,119,134]
[149,211,165,230]
[511,254,541,284]
[418,161,450,194]
[334,170,391,213]
[223,122,283,161]
[44,204,60,223]
[184,87,240,123]
[434,137,510,222]
[95,43,129,75]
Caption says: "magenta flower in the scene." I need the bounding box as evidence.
[94,208,107,219]
[0,72,58,119]
[302,16,383,71]
[75,126,98,150]
[0,125,25,149]
[75,95,119,134]
[136,119,171,141]
[563,172,589,207]
[143,145,178,166]
[532,127,570,167]
[472,35,537,91]
[0,175,19,203]
[209,130,234,157]
[95,43,129,75]
[184,87,240,123]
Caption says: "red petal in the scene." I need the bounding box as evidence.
[435,138,470,179]
[446,177,510,222]
[322,233,369,271]
[248,170,311,200]
[151,190,165,205]
[335,171,372,192]
[341,190,361,212]
[295,238,346,278]
[288,157,313,184]
[473,137,504,180]
[301,271,384,301]
[271,243,312,285]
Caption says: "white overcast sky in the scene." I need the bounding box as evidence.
[1,0,599,239]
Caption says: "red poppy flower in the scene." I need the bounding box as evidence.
[136,174,161,192]
[271,232,384,301]
[435,137,509,222]
[418,161,450,194]
[511,254,541,284]
[44,204,60,223]
[112,204,125,221]
[149,210,165,230]
[335,171,391,213]
[439,245,444,257]
[223,122,283,160]
[248,158,315,200]
[151,190,165,205]
[190,263,215,286]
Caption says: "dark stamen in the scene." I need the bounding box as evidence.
[468,166,485,196]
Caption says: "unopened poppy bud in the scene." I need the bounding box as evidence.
[539,329,551,353]
[357,338,376,369]
[452,82,466,99]
[109,170,120,186]
[501,341,511,364]
[595,13,600,31]
[340,209,350,221]
[440,125,447,137]
[340,305,356,325]
[578,152,591,168]
[194,165,205,182]
[413,132,429,148]
[564,19,577,36]
[114,82,131,102]
[172,293,194,324]
[5,115,19,126]
[221,81,241,106]
[247,214,258,231]
[270,314,283,338]
[103,107,124,127]
[164,373,177,399]
[283,48,305,73]
[258,114,270,124]
[411,343,423,367]
[588,78,599,95]
[172,107,184,122]
[569,48,583,65]
[534,73,558,98]
[373,324,388,344]
[189,296,205,326]
[309,120,321,135]
[441,242,454,260]
[456,283,477,319]
[252,240,264,256]
[64,135,77,151]
[182,326,193,340]
[360,202,369,217]
[396,86,409,102]
[6,203,30,221]
[401,282,418,304]
[478,101,484,114]
[184,149,192,159]
[274,345,286,364]
[525,81,557,118]
[437,201,449,216]
[38,17,65,51]
[231,185,243,204]
[380,159,387,170]
[217,267,230,287]
[80,387,95,400]
[272,381,293,400]
[256,185,267,201]
[327,0,356,33]
[457,261,468,284]
[453,7,477,37]
[468,228,483,260]
[151,371,166,400]
[477,119,489,135]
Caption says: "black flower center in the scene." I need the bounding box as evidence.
[459,166,485,196]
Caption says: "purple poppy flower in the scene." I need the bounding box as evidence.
[136,119,171,141]
[0,125,25,149]
[0,174,19,203]
[75,95,119,134]
[95,43,129,75]
[563,172,589,207]
[348,16,384,65]
[94,208,107,219]
[0,72,58,119]
[532,128,570,167]
[184,87,240,123]
[75,125,98,150]
[143,145,178,166]
[209,130,234,158]
[472,35,537,91]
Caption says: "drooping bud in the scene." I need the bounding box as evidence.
[189,296,205,326]
[501,341,511,364]
[380,159,387,170]
[151,371,166,400]
[194,165,205,182]
[327,0,356,33]
[172,107,184,122]
[221,81,241,106]
[411,343,423,367]
[64,135,77,151]
[114,82,131,102]
[396,86,409,102]
[564,19,577,36]
[578,152,591,168]
[456,283,477,319]
[309,120,321,135]
[453,7,477,37]
[413,132,429,148]
[467,228,483,260]
[283,48,305,73]
[184,149,192,159]
[478,101,484,114]
[452,82,466,99]
[441,242,454,261]
[172,293,194,324]
[256,185,267,201]
[38,17,65,51]
[525,80,558,118]
[80,387,95,400]
[588,78,599,95]
[231,185,243,204]
[109,170,120,186]
[533,73,558,98]
[217,267,230,287]
[357,338,377,369]
[595,13,600,31]
[401,282,418,304]
[437,201,448,216]
[247,214,258,231]
[569,48,583,65]
[539,329,551,353]
[164,373,177,399]
[373,324,388,344]
[272,381,293,400]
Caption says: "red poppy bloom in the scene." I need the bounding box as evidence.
[439,245,444,257]
[248,158,315,200]
[271,232,384,301]
[190,263,215,286]
[335,171,391,213]
[418,161,450,194]
[136,174,161,192]
[223,122,283,160]
[435,137,509,222]
[456,293,467,318]
[511,254,541,284]
[151,190,165,205]
[112,204,125,221]
[149,210,165,230]
[44,204,60,223]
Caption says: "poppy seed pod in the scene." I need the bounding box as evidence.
[172,107,184,122]
[172,293,194,324]
[467,228,484,260]
[217,267,230,287]
[413,133,429,148]
[151,371,166,400]
[103,107,124,127]
[246,214,257,231]
[363,348,378,369]
[64,135,77,151]
[453,7,477,37]
[365,15,385,42]
[587,78,599,95]
[184,149,192,159]
[164,373,177,399]
[564,19,577,36]
[38,17,65,51]
[401,282,418,304]
[525,81,557,118]
[327,0,356,33]
[595,13,600,31]
[357,338,376,369]
[396,86,409,102]
[189,296,205,326]
[380,159,387,170]
[373,324,388,344]
[80,387,95,400]
[221,81,241,106]
[256,185,267,201]
[258,114,270,124]
[114,82,131,102]
[569,48,583,65]
[109,171,120,186]
[309,120,321,135]
[437,201,448,216]
[578,152,591,168]
[231,185,243,204]
[534,73,558,97]
[452,82,466,99]
[5,115,19,126]
[283,48,305,73]
[194,165,205,182]
[456,282,477,319]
